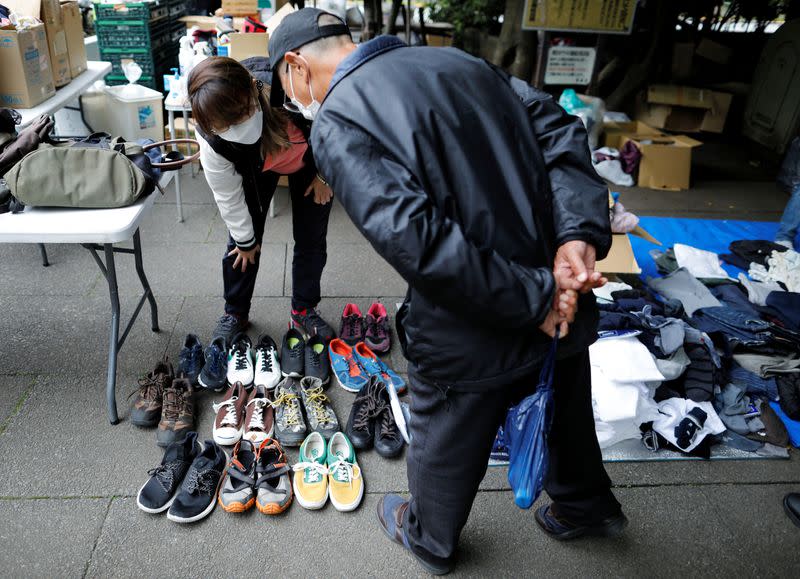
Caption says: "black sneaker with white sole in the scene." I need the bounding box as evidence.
[137,431,200,514]
[166,440,227,524]
[281,328,305,378]
[305,334,330,385]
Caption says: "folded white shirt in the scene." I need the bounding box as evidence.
[674,243,730,280]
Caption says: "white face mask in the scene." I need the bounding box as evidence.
[217,107,263,144]
[288,58,320,121]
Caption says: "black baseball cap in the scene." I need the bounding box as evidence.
[268,7,351,107]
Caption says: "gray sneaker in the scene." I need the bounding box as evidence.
[272,378,307,447]
[255,439,293,515]
[218,439,257,513]
[300,376,339,439]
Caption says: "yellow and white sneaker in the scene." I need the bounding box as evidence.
[292,432,328,510]
[327,432,364,512]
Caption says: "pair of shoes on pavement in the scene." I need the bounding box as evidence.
[218,438,293,515]
[226,333,282,389]
[290,306,336,342]
[347,376,405,458]
[130,358,195,447]
[293,431,363,512]
[329,339,405,394]
[340,302,391,354]
[137,432,227,524]
[212,382,275,447]
[281,328,330,384]
[271,376,339,448]
[376,495,629,576]
[203,313,251,390]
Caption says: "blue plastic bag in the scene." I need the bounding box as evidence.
[505,332,558,509]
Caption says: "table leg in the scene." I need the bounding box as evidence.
[103,243,121,425]
[133,229,159,332]
[168,109,184,223]
[38,244,49,267]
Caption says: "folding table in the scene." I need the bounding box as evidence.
[0,173,174,424]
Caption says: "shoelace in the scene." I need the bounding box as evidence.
[259,347,274,373]
[147,461,183,492]
[246,397,268,431]
[292,461,328,483]
[207,346,224,374]
[271,391,301,427]
[377,405,399,440]
[367,318,386,339]
[185,468,220,495]
[346,356,362,377]
[217,314,241,334]
[161,389,180,420]
[303,309,329,335]
[352,386,382,431]
[303,386,334,426]
[212,396,240,427]
[128,373,164,401]
[343,315,360,337]
[328,457,360,487]
[233,344,250,371]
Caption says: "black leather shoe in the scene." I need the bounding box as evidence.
[374,383,404,458]
[345,377,383,449]
[535,504,628,541]
[783,493,800,528]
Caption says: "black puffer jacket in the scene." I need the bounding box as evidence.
[312,38,611,390]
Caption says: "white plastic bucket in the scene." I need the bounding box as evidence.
[104,83,164,143]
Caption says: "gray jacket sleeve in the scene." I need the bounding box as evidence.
[508,76,612,259]
[312,123,556,329]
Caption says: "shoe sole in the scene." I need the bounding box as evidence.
[257,494,293,515]
[375,444,405,459]
[783,496,800,528]
[535,511,629,541]
[275,432,306,447]
[197,374,225,392]
[130,418,159,428]
[295,487,329,510]
[167,467,226,524]
[213,427,244,447]
[334,372,362,393]
[377,500,452,576]
[136,481,179,514]
[329,481,365,512]
[219,496,256,513]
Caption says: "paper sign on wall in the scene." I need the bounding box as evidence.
[544,46,596,85]
[523,0,638,34]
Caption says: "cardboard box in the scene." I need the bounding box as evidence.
[0,23,57,108]
[602,120,662,149]
[221,0,258,16]
[597,226,660,275]
[60,1,87,78]
[638,85,732,134]
[226,32,268,60]
[622,134,702,191]
[6,0,71,86]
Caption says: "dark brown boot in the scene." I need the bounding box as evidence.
[130,359,174,427]
[157,377,195,447]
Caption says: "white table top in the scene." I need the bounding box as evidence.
[18,61,112,129]
[0,172,174,245]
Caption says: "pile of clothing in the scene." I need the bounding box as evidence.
[591,239,800,458]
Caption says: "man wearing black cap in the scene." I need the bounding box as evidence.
[268,8,626,575]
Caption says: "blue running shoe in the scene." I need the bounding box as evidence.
[328,339,369,392]
[198,336,228,392]
[178,334,204,385]
[354,342,406,394]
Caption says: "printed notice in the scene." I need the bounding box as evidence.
[544,46,596,85]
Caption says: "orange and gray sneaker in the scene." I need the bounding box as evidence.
[328,338,369,393]
[156,377,194,447]
[218,439,257,513]
[255,439,293,515]
[292,432,329,510]
[327,432,364,512]
[130,358,174,427]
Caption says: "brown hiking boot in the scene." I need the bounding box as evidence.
[157,377,195,447]
[130,359,174,427]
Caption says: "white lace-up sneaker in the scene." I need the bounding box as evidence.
[227,333,254,386]
[254,334,281,390]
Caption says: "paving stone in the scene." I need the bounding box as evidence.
[138,203,219,244]
[155,168,216,206]
[0,498,109,578]
[0,243,101,297]
[0,374,35,428]
[0,295,183,375]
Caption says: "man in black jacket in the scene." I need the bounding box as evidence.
[269,9,625,575]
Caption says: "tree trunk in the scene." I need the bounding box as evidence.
[363,0,383,40]
[491,0,524,67]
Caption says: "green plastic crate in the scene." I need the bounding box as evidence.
[96,19,171,51]
[94,1,169,23]
[106,74,157,90]
[100,47,178,77]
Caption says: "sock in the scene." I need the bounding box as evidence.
[674,407,708,450]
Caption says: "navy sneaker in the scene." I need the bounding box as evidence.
[167,440,227,524]
[281,328,305,378]
[377,494,453,575]
[534,504,628,541]
[198,337,228,392]
[304,334,331,385]
[213,313,249,343]
[291,307,335,342]
[178,334,204,385]
[137,432,200,514]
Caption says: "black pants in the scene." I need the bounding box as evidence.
[403,349,621,567]
[223,162,332,316]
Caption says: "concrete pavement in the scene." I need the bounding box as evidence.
[1,167,798,577]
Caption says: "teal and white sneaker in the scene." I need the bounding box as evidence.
[292,432,329,510]
[354,342,406,394]
[327,432,364,512]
